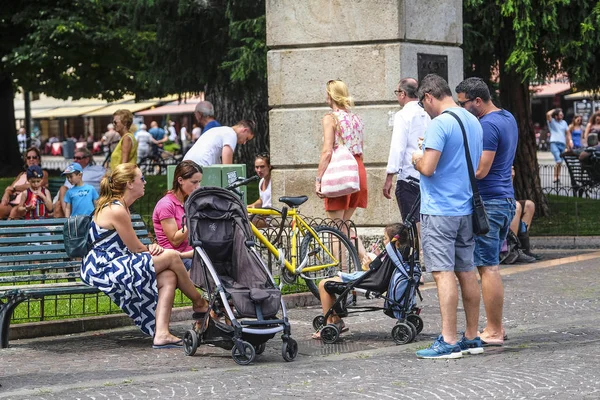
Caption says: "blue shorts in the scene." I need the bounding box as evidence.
[183,258,192,271]
[338,271,366,283]
[421,214,475,273]
[550,142,566,163]
[474,198,516,267]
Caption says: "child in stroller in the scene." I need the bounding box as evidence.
[312,214,423,345]
[181,186,297,365]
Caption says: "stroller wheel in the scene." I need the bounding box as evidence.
[320,325,340,344]
[312,315,326,331]
[392,322,414,345]
[255,343,266,355]
[405,320,417,340]
[407,314,424,334]
[282,338,298,362]
[232,340,255,365]
[183,329,199,356]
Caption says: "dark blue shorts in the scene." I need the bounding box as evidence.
[474,198,516,267]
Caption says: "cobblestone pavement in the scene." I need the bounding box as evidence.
[2,250,600,399]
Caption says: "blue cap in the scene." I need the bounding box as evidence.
[62,162,83,175]
[26,165,44,179]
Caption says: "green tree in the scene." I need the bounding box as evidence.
[130,0,268,167]
[1,0,268,176]
[0,0,152,175]
[464,0,600,215]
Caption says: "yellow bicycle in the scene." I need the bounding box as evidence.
[227,176,360,299]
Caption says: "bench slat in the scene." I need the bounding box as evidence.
[0,214,144,227]
[0,244,67,254]
[0,272,81,284]
[0,229,149,246]
[0,261,80,273]
[0,282,99,298]
[0,222,147,235]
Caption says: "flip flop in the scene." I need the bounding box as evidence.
[152,339,183,349]
[480,339,503,347]
[481,327,508,341]
[311,322,349,340]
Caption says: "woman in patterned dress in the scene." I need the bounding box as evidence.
[81,163,208,349]
[315,79,368,262]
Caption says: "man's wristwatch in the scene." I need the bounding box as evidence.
[315,177,321,183]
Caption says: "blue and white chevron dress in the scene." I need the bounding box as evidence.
[81,213,158,336]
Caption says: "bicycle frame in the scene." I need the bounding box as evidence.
[248,207,339,276]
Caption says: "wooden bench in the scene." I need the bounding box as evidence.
[561,153,600,197]
[0,215,151,348]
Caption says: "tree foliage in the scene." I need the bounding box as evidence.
[0,0,268,174]
[463,0,600,215]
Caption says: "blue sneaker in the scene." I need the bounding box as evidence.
[457,335,484,355]
[416,335,463,359]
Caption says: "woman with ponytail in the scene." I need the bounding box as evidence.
[81,164,208,349]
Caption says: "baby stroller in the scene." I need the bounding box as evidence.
[182,186,297,365]
[313,193,423,345]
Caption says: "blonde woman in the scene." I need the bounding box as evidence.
[110,109,138,171]
[81,164,208,349]
[315,80,368,261]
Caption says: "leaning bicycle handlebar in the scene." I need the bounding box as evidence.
[225,175,260,190]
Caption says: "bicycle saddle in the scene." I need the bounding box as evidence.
[278,196,308,207]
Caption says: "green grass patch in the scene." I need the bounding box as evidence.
[530,194,600,236]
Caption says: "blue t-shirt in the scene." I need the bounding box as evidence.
[420,107,483,216]
[477,110,517,200]
[201,120,221,134]
[64,184,99,216]
[148,127,166,141]
[548,119,568,144]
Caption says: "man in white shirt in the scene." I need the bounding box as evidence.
[167,120,177,142]
[383,78,431,223]
[183,120,255,167]
[17,128,28,154]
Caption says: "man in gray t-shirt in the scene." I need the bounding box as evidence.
[546,108,572,183]
[183,120,255,167]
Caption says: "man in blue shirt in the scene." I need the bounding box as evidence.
[456,77,519,347]
[546,108,572,183]
[194,101,221,134]
[412,74,484,359]
[148,121,167,156]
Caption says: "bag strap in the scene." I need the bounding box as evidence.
[87,210,113,248]
[329,111,345,147]
[443,110,481,199]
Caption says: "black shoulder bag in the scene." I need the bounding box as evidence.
[443,110,490,235]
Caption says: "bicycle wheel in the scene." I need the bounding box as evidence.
[300,225,360,299]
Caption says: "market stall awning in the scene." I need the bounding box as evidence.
[84,101,159,117]
[564,90,600,100]
[136,100,201,116]
[531,82,571,98]
[33,104,108,119]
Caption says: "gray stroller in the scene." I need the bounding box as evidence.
[182,186,297,365]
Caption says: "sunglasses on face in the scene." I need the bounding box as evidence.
[27,156,39,160]
[112,120,119,125]
[73,156,88,161]
[457,99,474,107]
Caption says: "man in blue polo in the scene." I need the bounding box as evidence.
[456,77,518,346]
[412,74,483,359]
[546,108,571,183]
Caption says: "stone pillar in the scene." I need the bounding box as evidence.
[266,0,463,226]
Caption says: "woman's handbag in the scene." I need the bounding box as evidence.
[320,117,360,197]
[444,110,490,236]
